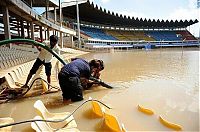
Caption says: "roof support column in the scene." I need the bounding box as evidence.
[44,27,47,40]
[30,0,33,7]
[39,26,43,41]
[17,20,20,36]
[47,28,50,40]
[70,35,74,48]
[30,21,34,40]
[59,0,62,27]
[27,21,30,38]
[54,7,57,24]
[45,0,49,19]
[60,31,63,48]
[20,19,25,38]
[2,6,11,40]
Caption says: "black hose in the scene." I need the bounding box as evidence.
[20,77,60,98]
[0,77,60,103]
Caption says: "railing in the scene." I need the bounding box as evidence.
[83,39,200,49]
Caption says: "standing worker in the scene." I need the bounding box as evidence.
[22,35,60,89]
[58,58,104,102]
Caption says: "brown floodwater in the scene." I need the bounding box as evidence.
[0,48,199,131]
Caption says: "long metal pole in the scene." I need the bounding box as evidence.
[76,0,81,48]
[198,6,200,39]
[59,0,62,27]
[61,0,85,48]
[59,0,63,48]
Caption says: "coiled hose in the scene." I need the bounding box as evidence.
[0,39,65,103]
[0,77,60,103]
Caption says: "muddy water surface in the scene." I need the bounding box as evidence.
[0,48,199,131]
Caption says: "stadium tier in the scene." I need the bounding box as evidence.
[0,45,38,70]
[80,26,117,40]
[0,0,199,49]
[176,30,197,40]
[80,27,196,41]
[53,0,198,44]
[145,31,182,41]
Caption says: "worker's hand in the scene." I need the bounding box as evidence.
[92,71,101,79]
[80,78,89,86]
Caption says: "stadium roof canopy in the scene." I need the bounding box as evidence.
[23,0,59,7]
[60,0,198,28]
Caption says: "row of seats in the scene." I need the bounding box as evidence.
[0,44,40,90]
[0,61,35,89]
[80,26,196,41]
[0,59,62,93]
[105,30,155,41]
[176,30,197,40]
[0,45,85,93]
[81,26,117,40]
[146,31,182,41]
[0,45,38,70]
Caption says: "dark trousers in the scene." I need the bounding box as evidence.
[58,72,83,102]
[30,58,52,76]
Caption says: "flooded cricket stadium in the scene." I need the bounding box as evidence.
[0,48,199,131]
[0,0,200,131]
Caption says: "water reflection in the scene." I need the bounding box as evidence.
[0,48,199,131]
[82,48,199,131]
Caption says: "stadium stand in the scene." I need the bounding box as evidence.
[0,44,38,89]
[81,26,117,40]
[176,30,197,40]
[104,30,155,41]
[146,31,182,41]
[51,0,198,50]
[0,45,38,70]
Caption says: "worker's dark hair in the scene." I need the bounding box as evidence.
[50,35,58,43]
[89,59,104,70]
[97,59,104,70]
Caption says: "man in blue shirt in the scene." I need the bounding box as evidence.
[58,58,104,102]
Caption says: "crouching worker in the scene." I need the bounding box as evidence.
[58,58,104,102]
